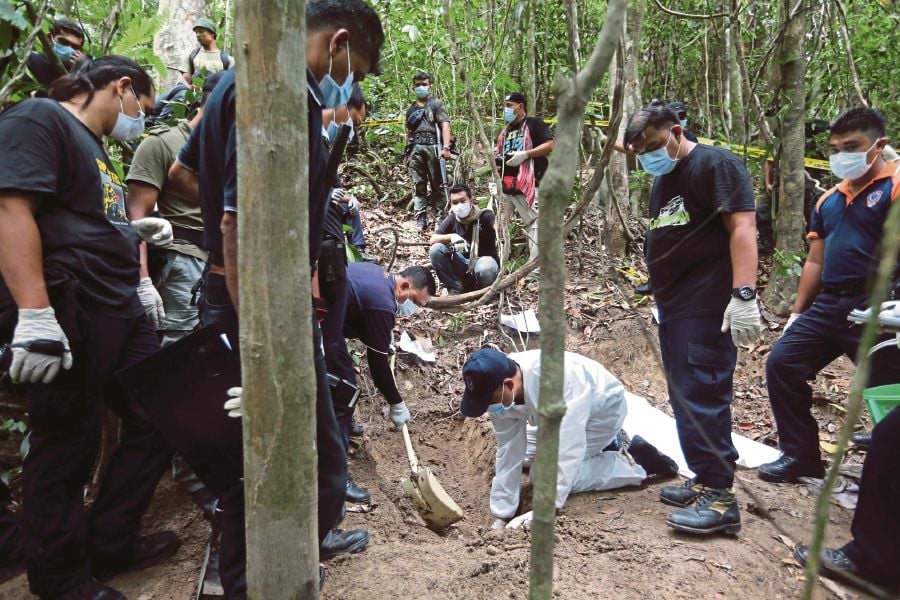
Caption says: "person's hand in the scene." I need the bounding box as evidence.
[388,401,410,428]
[132,217,173,248]
[506,511,533,529]
[330,188,346,202]
[505,150,529,167]
[137,278,165,328]
[440,148,452,160]
[9,308,73,384]
[346,195,360,214]
[490,517,508,530]
[721,297,762,346]
[783,312,800,335]
[448,233,469,252]
[224,387,243,418]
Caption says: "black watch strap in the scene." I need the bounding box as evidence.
[732,286,757,301]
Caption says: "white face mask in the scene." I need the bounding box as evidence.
[109,87,145,142]
[451,201,472,219]
[829,141,878,180]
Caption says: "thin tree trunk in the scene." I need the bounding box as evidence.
[153,0,206,88]
[562,0,581,72]
[530,1,627,598]
[525,0,537,110]
[235,0,319,596]
[764,0,806,315]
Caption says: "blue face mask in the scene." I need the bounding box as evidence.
[53,42,77,64]
[487,386,515,415]
[414,85,430,99]
[503,106,517,123]
[679,119,688,129]
[637,131,679,176]
[325,120,354,145]
[319,44,354,109]
[396,298,418,317]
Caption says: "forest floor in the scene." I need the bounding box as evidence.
[0,160,879,600]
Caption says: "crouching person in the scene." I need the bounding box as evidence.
[460,349,678,529]
[428,183,499,295]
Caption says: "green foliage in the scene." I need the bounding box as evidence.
[772,248,806,279]
[109,1,166,80]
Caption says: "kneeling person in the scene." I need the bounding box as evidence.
[429,184,499,295]
[460,349,678,528]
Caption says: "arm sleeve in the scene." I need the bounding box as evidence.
[222,112,237,213]
[0,113,62,197]
[180,52,192,74]
[808,192,831,241]
[434,214,454,235]
[177,124,202,174]
[362,309,402,404]
[711,158,756,214]
[489,414,527,519]
[554,375,592,509]
[125,135,168,190]
[435,99,450,124]
[478,211,498,259]
[367,349,403,405]
[530,117,554,144]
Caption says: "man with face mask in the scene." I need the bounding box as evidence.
[26,19,86,91]
[623,100,759,537]
[760,107,900,485]
[405,71,452,230]
[460,348,679,530]
[428,183,499,294]
[667,101,698,143]
[495,92,555,264]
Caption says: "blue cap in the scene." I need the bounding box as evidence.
[460,349,517,417]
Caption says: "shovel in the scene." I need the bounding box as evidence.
[399,422,464,530]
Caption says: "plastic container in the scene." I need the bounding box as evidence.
[863,384,900,424]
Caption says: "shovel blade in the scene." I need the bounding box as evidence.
[400,466,464,530]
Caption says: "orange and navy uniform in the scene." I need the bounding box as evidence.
[808,160,900,289]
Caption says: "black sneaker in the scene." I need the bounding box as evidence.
[794,544,896,595]
[320,528,369,561]
[628,435,679,478]
[346,478,371,504]
[54,578,126,600]
[665,487,741,535]
[350,421,365,438]
[416,212,428,231]
[758,454,824,483]
[659,477,705,507]
[851,432,871,449]
[190,487,219,521]
[93,531,181,581]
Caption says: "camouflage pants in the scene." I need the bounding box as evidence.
[408,143,445,217]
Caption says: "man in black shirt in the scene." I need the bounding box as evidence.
[623,101,760,537]
[26,19,85,90]
[495,92,554,263]
[668,101,699,143]
[428,183,499,294]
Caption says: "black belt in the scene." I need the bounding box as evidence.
[172,224,205,248]
[821,284,868,297]
[412,132,437,145]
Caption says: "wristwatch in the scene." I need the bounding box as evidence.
[732,286,757,301]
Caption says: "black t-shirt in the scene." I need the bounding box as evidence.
[435,210,498,262]
[644,144,755,322]
[499,116,554,184]
[26,52,59,90]
[0,99,143,316]
[683,130,698,143]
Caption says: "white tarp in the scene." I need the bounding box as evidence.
[500,309,541,333]
[622,392,780,478]
[397,331,436,363]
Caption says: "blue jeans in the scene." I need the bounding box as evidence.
[658,315,738,488]
[153,250,205,347]
[766,291,900,460]
[428,243,499,294]
[345,209,366,250]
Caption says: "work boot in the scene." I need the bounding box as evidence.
[793,544,896,594]
[634,282,652,296]
[190,486,218,521]
[319,564,326,590]
[665,487,741,535]
[320,528,369,561]
[628,435,679,478]
[416,212,428,231]
[93,531,181,581]
[53,579,126,600]
[659,477,706,507]
[851,431,871,449]
[758,454,824,483]
[346,478,371,504]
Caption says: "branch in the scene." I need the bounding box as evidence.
[650,0,731,20]
[832,0,868,107]
[0,0,51,104]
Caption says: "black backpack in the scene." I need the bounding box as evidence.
[188,47,231,77]
[405,98,437,131]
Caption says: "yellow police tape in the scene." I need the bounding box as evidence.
[362,117,831,171]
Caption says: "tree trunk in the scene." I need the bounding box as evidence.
[562,0,581,73]
[525,0,537,110]
[763,0,806,315]
[154,0,206,88]
[623,0,645,217]
[235,0,319,597]
[530,2,626,598]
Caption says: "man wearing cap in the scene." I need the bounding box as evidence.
[496,92,554,263]
[460,348,679,529]
[668,101,698,143]
[181,18,233,86]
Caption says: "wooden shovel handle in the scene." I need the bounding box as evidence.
[400,422,419,471]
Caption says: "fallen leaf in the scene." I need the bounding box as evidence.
[782,558,802,567]
[819,441,837,454]
[775,534,796,549]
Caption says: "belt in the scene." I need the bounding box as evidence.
[172,224,205,248]
[412,132,437,145]
[821,284,868,297]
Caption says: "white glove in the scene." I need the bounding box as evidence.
[137,277,165,329]
[505,150,529,167]
[448,233,469,253]
[9,308,73,384]
[330,188,346,202]
[224,386,243,418]
[346,195,360,214]
[490,517,508,530]
[783,312,801,335]
[388,401,410,428]
[505,510,534,529]
[132,217,173,248]
[721,296,762,346]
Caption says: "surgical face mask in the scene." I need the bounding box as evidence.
[325,119,354,145]
[109,87,145,142]
[396,298,418,317]
[319,44,354,109]
[829,141,877,180]
[637,131,678,176]
[487,386,515,415]
[503,106,516,123]
[451,201,472,219]
[414,85,429,99]
[679,119,688,129]
[53,42,77,64]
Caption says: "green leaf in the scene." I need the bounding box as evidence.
[0,0,28,30]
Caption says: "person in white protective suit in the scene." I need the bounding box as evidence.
[460,348,679,529]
